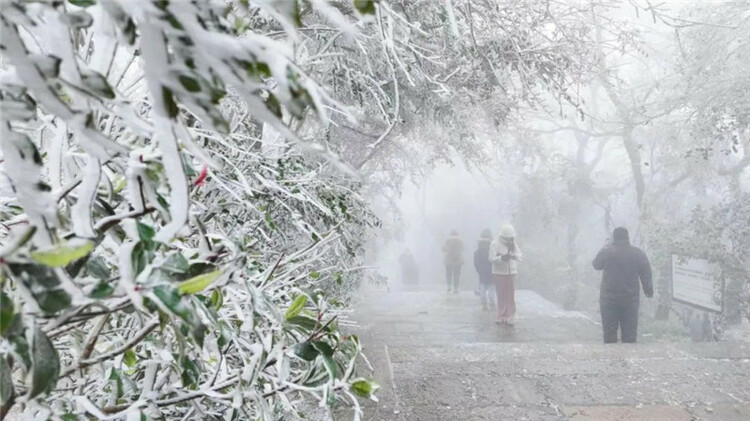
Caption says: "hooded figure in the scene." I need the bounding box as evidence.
[442,230,464,293]
[474,229,495,309]
[593,227,653,343]
[399,249,419,285]
[489,224,522,324]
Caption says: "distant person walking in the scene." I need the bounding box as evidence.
[442,230,464,294]
[593,227,653,343]
[489,225,522,325]
[474,229,496,310]
[398,248,419,285]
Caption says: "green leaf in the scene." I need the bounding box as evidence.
[153,285,189,320]
[81,70,113,96]
[180,358,200,389]
[350,379,379,398]
[131,241,151,278]
[123,348,137,368]
[7,263,71,314]
[177,270,221,295]
[210,288,224,310]
[286,315,318,332]
[285,295,307,320]
[294,342,319,361]
[88,281,115,299]
[178,75,201,92]
[161,253,189,275]
[86,257,110,280]
[353,0,377,15]
[323,355,339,379]
[5,315,30,369]
[312,341,334,357]
[1,357,14,405]
[136,222,155,243]
[28,326,60,399]
[31,240,94,267]
[162,86,179,118]
[68,0,97,7]
[0,292,14,336]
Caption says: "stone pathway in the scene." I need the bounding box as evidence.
[349,287,750,420]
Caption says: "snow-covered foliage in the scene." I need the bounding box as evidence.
[0,1,380,419]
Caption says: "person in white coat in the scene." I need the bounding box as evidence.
[489,224,522,325]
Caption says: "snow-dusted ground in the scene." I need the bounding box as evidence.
[349,286,750,420]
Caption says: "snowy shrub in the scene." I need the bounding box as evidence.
[0,1,380,419]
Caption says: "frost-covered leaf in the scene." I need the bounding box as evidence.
[161,253,189,274]
[136,222,156,243]
[312,341,334,357]
[31,240,94,268]
[177,270,221,295]
[86,257,110,280]
[285,294,307,320]
[294,342,319,361]
[210,289,223,310]
[28,327,60,399]
[350,379,379,398]
[286,315,318,332]
[7,264,71,314]
[123,348,137,368]
[65,11,94,29]
[0,292,13,336]
[89,281,115,299]
[0,357,13,405]
[68,0,97,7]
[353,0,377,15]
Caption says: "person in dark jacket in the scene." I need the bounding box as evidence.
[442,230,464,294]
[593,227,653,343]
[473,229,495,310]
[398,249,419,285]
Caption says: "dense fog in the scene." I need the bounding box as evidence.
[1,1,748,420]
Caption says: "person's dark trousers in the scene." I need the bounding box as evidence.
[445,265,461,290]
[600,300,640,343]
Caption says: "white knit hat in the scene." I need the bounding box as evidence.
[500,224,516,238]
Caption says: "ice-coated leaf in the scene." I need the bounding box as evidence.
[180,358,200,389]
[7,263,71,314]
[350,379,379,398]
[66,11,94,29]
[312,341,334,357]
[161,253,189,274]
[28,327,60,399]
[0,357,13,405]
[88,281,115,299]
[323,355,339,379]
[294,342,319,361]
[137,222,156,243]
[68,0,97,7]
[4,315,30,370]
[210,288,224,310]
[153,285,189,319]
[353,0,377,15]
[31,240,94,268]
[177,270,221,295]
[123,348,137,368]
[285,294,307,320]
[86,257,110,280]
[0,292,13,336]
[286,315,318,332]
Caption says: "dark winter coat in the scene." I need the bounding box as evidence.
[473,239,493,284]
[593,239,654,304]
[442,235,464,266]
